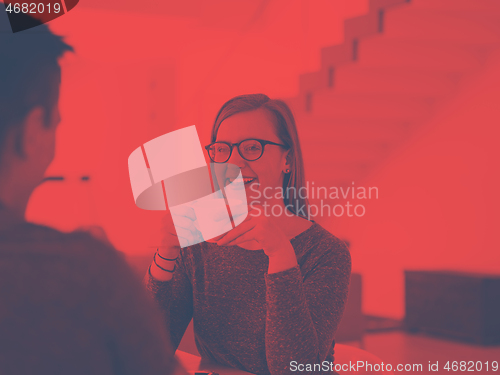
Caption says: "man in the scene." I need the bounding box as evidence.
[0,12,183,375]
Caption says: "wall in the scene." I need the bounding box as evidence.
[25,0,369,254]
[330,49,500,319]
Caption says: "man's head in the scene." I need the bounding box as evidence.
[0,12,73,215]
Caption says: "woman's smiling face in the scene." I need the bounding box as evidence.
[215,108,289,204]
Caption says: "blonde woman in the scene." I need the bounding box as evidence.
[146,94,351,375]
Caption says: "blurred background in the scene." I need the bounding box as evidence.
[23,0,500,365]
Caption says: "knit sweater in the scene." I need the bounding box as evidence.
[145,221,351,375]
[0,206,179,375]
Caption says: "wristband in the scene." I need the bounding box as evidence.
[156,249,178,261]
[153,252,176,273]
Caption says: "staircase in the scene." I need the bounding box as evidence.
[285,0,500,191]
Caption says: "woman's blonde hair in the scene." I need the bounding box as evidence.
[211,94,309,217]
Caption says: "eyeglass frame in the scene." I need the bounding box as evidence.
[204,138,290,163]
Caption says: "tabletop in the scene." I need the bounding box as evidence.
[176,350,255,375]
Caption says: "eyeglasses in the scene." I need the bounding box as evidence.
[205,139,289,163]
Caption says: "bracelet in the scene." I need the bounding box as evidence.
[156,249,178,261]
[148,263,175,277]
[153,252,176,273]
[148,264,153,277]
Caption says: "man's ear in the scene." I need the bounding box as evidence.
[16,106,45,158]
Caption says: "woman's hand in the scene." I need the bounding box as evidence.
[159,206,202,258]
[216,205,298,273]
[151,206,202,281]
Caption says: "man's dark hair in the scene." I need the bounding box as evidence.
[0,12,73,152]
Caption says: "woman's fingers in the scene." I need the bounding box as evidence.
[178,236,192,248]
[171,214,198,233]
[160,237,180,250]
[174,226,196,245]
[209,233,226,242]
[161,205,202,248]
[225,231,257,247]
[164,202,261,246]
[216,220,256,246]
[228,200,249,217]
[210,204,255,243]
[248,203,264,217]
[170,205,197,221]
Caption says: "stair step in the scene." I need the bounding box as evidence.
[320,42,357,68]
[333,66,461,96]
[299,64,462,96]
[303,182,374,194]
[344,10,382,41]
[334,0,411,43]
[289,92,435,121]
[302,141,393,163]
[304,160,375,182]
[384,7,500,43]
[357,38,492,71]
[411,0,500,13]
[299,69,332,94]
[294,117,412,143]
[370,0,410,10]
[288,0,500,190]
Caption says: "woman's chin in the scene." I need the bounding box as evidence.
[244,180,260,198]
[236,240,262,250]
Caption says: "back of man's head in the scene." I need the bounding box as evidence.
[0,12,73,156]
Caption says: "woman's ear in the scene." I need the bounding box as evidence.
[283,149,292,172]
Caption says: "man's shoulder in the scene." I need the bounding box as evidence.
[0,221,119,262]
[0,222,138,301]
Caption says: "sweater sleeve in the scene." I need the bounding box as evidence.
[86,238,182,375]
[264,240,351,375]
[143,248,194,351]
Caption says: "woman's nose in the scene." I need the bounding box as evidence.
[227,145,246,168]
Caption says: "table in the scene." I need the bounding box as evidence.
[176,351,254,375]
[177,346,394,375]
[405,270,500,345]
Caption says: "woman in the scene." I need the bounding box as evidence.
[145,94,351,375]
